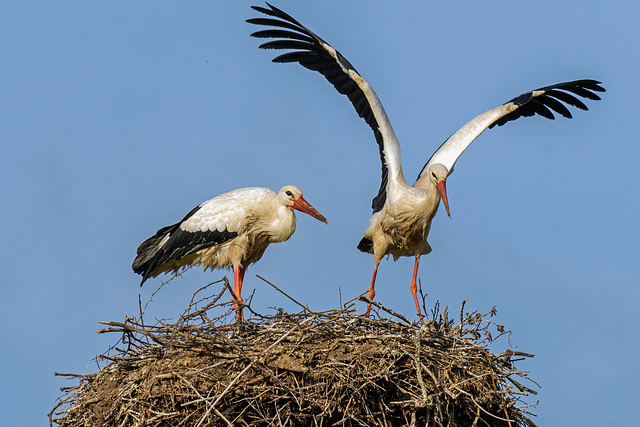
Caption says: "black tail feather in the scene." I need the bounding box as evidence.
[357,237,373,253]
[132,224,178,286]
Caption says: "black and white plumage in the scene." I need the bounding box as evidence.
[133,185,327,319]
[248,3,605,320]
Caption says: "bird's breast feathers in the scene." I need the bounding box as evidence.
[265,206,297,243]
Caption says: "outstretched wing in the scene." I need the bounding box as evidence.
[420,79,605,179]
[248,3,399,213]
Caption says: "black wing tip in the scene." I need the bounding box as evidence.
[573,79,606,92]
[559,79,606,95]
[250,3,276,15]
[493,78,605,128]
[249,6,268,14]
[249,2,307,30]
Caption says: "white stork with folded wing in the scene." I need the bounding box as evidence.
[133,185,327,320]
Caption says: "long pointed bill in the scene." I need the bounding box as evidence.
[292,196,328,224]
[437,180,451,218]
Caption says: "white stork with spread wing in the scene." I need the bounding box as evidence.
[248,3,605,321]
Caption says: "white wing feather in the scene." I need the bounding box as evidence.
[422,104,516,178]
[180,187,276,233]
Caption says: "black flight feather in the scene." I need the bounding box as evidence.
[133,205,238,286]
[249,3,389,213]
[489,79,605,129]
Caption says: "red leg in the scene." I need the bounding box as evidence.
[233,264,246,321]
[365,263,379,318]
[410,256,424,323]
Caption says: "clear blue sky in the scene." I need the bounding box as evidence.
[2,1,638,425]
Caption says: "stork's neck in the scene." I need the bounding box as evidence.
[268,205,297,243]
[412,178,442,220]
[413,174,436,193]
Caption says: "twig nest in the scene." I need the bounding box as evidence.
[50,280,538,426]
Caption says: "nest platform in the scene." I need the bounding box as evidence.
[50,278,537,426]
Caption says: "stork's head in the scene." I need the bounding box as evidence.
[427,163,450,217]
[279,185,328,224]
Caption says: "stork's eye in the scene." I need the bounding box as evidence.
[286,191,293,197]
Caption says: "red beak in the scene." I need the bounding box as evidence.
[292,197,328,224]
[437,180,451,218]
